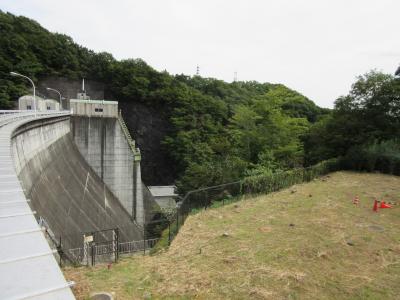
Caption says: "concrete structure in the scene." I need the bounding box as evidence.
[18,95,44,111]
[45,98,61,111]
[69,87,155,226]
[12,115,143,250]
[70,84,117,117]
[18,95,60,111]
[0,111,74,299]
[71,115,149,225]
[148,186,178,209]
[70,99,118,118]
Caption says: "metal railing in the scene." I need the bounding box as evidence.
[67,238,160,265]
[118,110,141,160]
[119,238,159,254]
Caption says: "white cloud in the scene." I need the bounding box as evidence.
[2,0,400,107]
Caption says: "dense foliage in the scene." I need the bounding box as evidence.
[339,140,400,175]
[304,70,400,167]
[0,11,328,192]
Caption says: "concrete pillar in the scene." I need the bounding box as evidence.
[135,161,144,226]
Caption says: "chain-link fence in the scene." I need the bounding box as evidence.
[47,158,339,265]
[165,158,339,246]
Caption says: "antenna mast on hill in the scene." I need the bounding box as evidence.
[196,65,200,76]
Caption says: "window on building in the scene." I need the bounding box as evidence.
[47,106,51,110]
[27,105,32,110]
[95,108,103,112]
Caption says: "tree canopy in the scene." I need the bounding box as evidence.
[304,70,400,165]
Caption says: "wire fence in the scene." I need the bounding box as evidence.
[66,238,160,266]
[54,158,339,265]
[164,158,340,247]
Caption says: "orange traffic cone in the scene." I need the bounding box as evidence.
[380,201,392,209]
[373,199,379,212]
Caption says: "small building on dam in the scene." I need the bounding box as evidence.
[18,95,61,111]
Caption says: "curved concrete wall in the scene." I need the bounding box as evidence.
[11,116,142,250]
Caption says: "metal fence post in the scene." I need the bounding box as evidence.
[91,243,95,266]
[143,228,145,255]
[115,228,119,263]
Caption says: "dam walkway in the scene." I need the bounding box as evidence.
[0,110,75,299]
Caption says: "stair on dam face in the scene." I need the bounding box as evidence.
[12,118,143,251]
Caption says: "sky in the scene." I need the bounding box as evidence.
[1,0,400,108]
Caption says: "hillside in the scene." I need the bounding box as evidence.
[0,10,328,190]
[65,172,400,299]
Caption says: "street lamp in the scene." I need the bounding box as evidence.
[46,87,63,110]
[10,72,37,117]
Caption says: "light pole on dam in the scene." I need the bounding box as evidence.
[10,71,37,117]
[46,87,64,110]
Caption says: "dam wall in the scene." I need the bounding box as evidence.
[11,116,142,250]
[71,116,147,225]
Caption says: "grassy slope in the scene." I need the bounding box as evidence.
[65,172,400,299]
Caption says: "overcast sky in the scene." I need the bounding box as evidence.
[2,0,400,108]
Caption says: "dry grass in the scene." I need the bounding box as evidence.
[64,171,400,299]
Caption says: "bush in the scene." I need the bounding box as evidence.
[340,140,400,175]
[241,158,339,194]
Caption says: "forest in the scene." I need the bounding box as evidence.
[1,10,399,193]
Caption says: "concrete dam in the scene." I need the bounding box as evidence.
[13,116,144,250]
[0,96,160,298]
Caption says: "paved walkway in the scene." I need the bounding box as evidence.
[0,111,75,300]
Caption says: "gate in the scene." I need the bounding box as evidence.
[82,228,119,266]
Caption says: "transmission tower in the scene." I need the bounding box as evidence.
[196,65,200,76]
[234,71,238,82]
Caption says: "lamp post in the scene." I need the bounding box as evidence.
[46,87,63,110]
[10,72,37,117]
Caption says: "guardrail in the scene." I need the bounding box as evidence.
[118,110,141,161]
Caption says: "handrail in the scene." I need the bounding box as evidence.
[118,110,141,161]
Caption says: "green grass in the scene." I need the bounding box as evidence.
[65,171,400,299]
